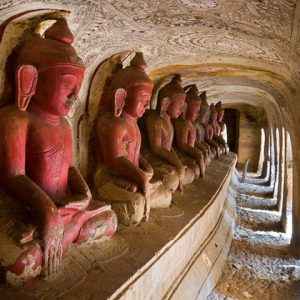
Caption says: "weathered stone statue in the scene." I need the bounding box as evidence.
[94,53,171,226]
[185,87,211,166]
[173,84,206,178]
[204,103,222,158]
[197,92,215,159]
[143,75,195,192]
[0,19,117,285]
[215,101,230,154]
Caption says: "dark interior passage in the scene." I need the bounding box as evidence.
[224,108,240,154]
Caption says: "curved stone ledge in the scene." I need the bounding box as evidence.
[112,154,238,300]
[0,154,237,300]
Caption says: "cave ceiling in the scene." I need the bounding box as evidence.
[0,0,300,122]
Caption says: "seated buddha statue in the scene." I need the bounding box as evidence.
[0,19,117,285]
[215,101,230,154]
[210,103,226,155]
[94,53,172,226]
[197,92,215,159]
[142,75,196,192]
[173,84,206,178]
[204,103,223,158]
[186,87,211,166]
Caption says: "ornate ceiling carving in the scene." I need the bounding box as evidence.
[0,0,297,71]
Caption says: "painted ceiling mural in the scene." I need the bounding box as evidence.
[0,0,299,163]
[0,0,297,71]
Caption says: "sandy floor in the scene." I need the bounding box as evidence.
[208,174,300,300]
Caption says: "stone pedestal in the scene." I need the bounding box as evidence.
[0,154,237,299]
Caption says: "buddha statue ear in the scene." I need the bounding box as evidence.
[114,88,127,117]
[181,102,187,119]
[16,65,38,111]
[160,97,170,118]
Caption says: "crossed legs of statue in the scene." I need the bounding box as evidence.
[0,192,117,285]
[94,163,174,226]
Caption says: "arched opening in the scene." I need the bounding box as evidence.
[223,108,239,154]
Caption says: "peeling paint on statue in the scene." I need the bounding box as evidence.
[0,18,117,285]
[93,52,172,226]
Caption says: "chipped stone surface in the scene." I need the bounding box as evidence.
[0,155,236,299]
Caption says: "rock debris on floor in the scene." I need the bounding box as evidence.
[208,173,300,300]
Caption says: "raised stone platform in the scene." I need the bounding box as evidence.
[0,153,237,300]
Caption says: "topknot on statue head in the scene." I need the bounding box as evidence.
[157,74,185,106]
[185,85,201,103]
[16,18,84,70]
[184,85,202,121]
[199,91,207,101]
[111,52,152,90]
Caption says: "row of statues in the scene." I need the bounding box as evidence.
[0,18,229,285]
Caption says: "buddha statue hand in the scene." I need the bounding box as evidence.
[178,166,186,192]
[43,208,64,276]
[139,156,154,194]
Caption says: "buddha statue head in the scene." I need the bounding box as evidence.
[198,91,210,124]
[108,52,153,119]
[210,103,218,123]
[5,18,85,116]
[184,85,202,121]
[157,74,186,119]
[215,101,224,122]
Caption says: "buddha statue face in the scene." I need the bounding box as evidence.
[32,65,84,116]
[186,100,201,121]
[166,93,186,119]
[184,85,201,122]
[157,74,186,119]
[124,84,153,119]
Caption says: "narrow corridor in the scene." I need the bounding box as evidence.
[208,172,300,300]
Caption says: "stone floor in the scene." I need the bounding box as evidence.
[208,174,300,300]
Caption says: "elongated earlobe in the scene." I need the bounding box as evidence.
[160,97,170,118]
[114,88,126,117]
[16,65,38,111]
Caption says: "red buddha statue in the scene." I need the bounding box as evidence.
[204,103,222,158]
[94,53,171,226]
[197,91,215,159]
[0,19,117,285]
[215,101,230,154]
[185,86,211,166]
[173,84,206,178]
[142,75,196,192]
